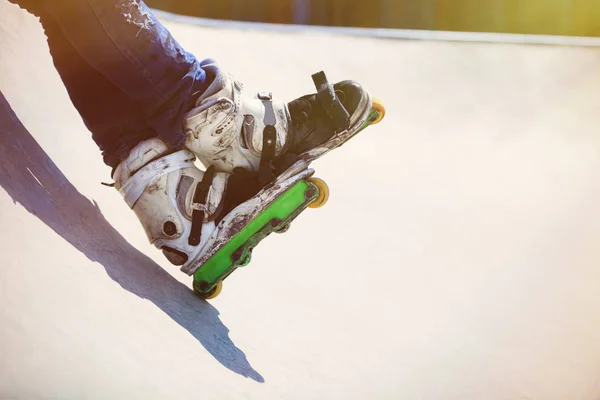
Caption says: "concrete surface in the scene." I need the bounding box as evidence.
[2,2,600,399]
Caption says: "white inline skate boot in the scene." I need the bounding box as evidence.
[113,138,321,299]
[183,61,385,182]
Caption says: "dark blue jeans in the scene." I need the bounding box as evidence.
[9,0,215,168]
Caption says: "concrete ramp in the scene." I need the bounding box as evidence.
[2,2,600,399]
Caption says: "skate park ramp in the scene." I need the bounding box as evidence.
[2,2,600,399]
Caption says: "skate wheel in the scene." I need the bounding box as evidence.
[193,280,223,300]
[308,177,329,209]
[370,98,385,125]
[205,281,223,299]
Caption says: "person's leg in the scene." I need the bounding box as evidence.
[8,0,215,168]
[38,12,156,167]
[6,0,270,275]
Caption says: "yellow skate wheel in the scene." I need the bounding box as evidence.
[370,98,385,125]
[205,281,223,299]
[308,177,329,209]
[194,280,223,300]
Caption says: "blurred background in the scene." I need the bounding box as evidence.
[145,0,600,37]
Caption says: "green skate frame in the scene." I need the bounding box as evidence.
[192,179,319,298]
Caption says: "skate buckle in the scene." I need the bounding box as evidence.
[191,184,212,213]
[191,202,208,212]
[258,92,272,101]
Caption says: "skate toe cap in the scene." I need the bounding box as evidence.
[333,80,365,114]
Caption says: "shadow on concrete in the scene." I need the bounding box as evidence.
[0,92,264,383]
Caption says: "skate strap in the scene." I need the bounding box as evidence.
[120,150,196,208]
[255,124,277,185]
[312,71,350,131]
[188,165,216,246]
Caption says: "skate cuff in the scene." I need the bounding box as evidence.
[120,150,196,208]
